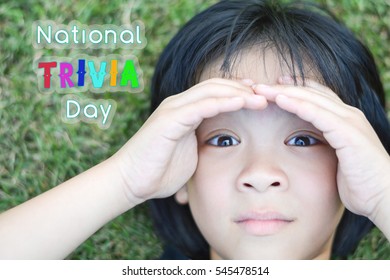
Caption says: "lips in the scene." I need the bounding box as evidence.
[234,211,294,236]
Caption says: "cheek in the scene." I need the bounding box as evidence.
[186,149,237,232]
[287,148,344,258]
[292,147,342,223]
[188,152,231,212]
[309,148,338,198]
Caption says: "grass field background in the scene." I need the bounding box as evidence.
[0,0,389,259]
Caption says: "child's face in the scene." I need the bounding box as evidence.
[176,49,345,259]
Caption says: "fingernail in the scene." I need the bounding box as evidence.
[253,84,272,91]
[241,79,255,86]
[279,76,294,84]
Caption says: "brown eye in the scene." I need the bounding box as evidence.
[286,135,319,147]
[207,134,240,147]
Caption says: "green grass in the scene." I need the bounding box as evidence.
[0,0,389,259]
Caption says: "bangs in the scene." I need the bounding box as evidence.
[150,0,389,259]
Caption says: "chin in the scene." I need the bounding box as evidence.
[217,245,321,260]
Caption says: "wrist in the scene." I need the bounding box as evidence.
[370,190,390,239]
[80,156,140,220]
[369,158,390,240]
[109,146,147,207]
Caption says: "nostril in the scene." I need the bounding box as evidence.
[271,182,280,187]
[243,183,252,188]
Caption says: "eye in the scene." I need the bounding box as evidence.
[207,134,240,147]
[286,135,319,147]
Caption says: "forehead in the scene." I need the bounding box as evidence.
[197,48,322,135]
[199,47,287,84]
[199,46,320,85]
[197,103,321,137]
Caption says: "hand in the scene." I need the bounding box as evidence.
[115,78,267,205]
[253,77,390,222]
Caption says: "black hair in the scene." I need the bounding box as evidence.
[149,0,390,259]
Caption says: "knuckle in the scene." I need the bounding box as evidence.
[160,95,176,105]
[347,105,365,119]
[344,106,369,126]
[204,77,224,84]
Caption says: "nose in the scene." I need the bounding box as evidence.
[236,153,288,193]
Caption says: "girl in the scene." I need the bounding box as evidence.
[0,0,389,259]
[147,0,390,259]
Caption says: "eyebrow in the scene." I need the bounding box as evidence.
[196,108,324,136]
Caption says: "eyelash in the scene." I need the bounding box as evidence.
[206,134,321,147]
[285,135,320,147]
[206,134,240,147]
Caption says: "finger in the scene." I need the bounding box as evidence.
[175,94,267,128]
[278,76,341,101]
[208,77,255,88]
[253,84,351,118]
[170,78,255,106]
[161,96,259,140]
[253,83,340,104]
[188,78,255,97]
[274,94,356,149]
[240,78,255,86]
[168,83,263,110]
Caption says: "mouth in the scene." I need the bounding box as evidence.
[234,211,294,236]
